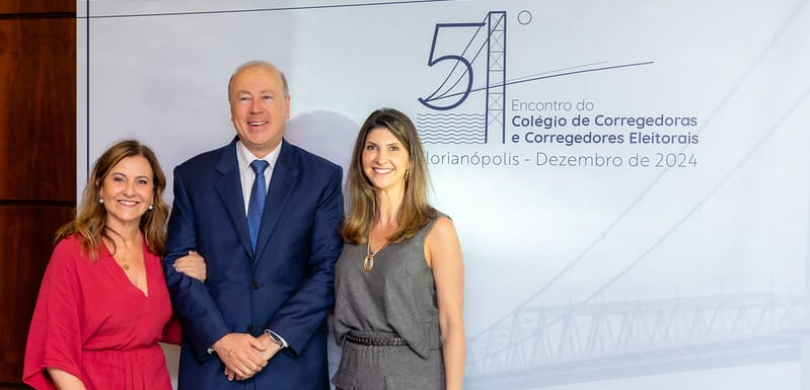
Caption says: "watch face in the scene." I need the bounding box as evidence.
[267,331,285,348]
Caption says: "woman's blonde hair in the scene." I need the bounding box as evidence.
[341,108,437,244]
[55,139,169,259]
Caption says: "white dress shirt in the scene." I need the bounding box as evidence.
[236,140,282,215]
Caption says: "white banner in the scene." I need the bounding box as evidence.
[78,0,810,388]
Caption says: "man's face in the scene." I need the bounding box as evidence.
[229,65,290,157]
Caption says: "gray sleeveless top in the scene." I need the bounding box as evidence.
[333,216,444,359]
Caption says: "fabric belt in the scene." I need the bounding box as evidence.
[345,333,408,347]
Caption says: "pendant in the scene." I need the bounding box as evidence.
[363,255,374,272]
[122,263,130,271]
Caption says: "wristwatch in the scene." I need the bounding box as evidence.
[265,330,286,349]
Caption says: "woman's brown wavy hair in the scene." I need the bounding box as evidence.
[341,108,437,244]
[55,139,169,259]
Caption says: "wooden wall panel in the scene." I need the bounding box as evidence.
[0,206,74,385]
[0,17,76,201]
[0,0,77,387]
[0,0,74,15]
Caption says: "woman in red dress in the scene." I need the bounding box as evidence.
[23,139,205,390]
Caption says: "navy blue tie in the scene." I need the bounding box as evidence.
[248,160,269,253]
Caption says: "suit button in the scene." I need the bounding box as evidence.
[247,325,254,332]
[252,282,260,290]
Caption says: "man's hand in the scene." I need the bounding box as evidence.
[223,333,283,381]
[212,333,268,380]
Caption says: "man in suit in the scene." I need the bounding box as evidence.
[164,60,344,389]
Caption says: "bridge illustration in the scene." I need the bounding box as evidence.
[458,5,810,385]
[410,6,810,389]
[465,293,804,389]
[462,79,810,387]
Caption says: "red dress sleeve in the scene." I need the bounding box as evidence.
[160,314,183,345]
[23,238,86,390]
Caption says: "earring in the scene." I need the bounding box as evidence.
[99,199,104,204]
[148,203,153,210]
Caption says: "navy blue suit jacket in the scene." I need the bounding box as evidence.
[164,138,344,390]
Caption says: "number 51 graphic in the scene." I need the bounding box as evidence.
[419,12,506,143]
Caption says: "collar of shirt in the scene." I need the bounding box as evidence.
[236,140,282,214]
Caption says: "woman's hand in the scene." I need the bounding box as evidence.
[173,250,207,282]
[47,367,88,390]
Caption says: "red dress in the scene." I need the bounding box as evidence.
[24,235,180,390]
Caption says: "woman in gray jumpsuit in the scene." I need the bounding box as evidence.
[332,108,465,390]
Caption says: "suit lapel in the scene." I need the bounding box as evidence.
[214,139,254,258]
[255,140,298,260]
